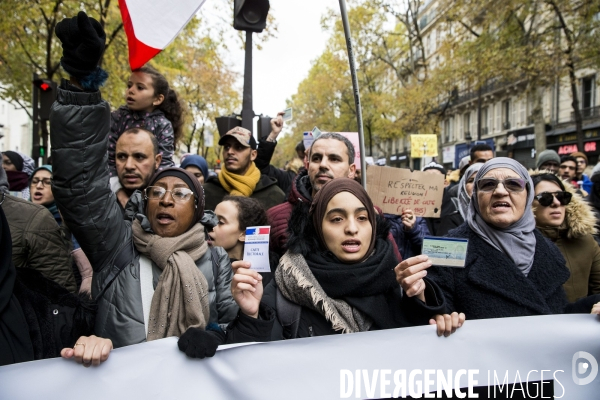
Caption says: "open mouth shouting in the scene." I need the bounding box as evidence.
[491,201,511,212]
[341,239,362,253]
[156,212,175,225]
[32,191,44,201]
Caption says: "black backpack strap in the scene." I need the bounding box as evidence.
[94,242,135,301]
[209,246,219,285]
[275,287,302,339]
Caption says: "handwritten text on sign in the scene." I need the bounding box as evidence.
[366,165,444,217]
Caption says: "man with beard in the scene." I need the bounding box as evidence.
[112,128,161,209]
[203,127,285,211]
[268,133,357,256]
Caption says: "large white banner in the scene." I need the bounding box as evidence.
[0,314,598,399]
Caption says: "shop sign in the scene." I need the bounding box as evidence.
[558,144,578,155]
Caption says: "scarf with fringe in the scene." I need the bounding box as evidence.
[275,238,403,333]
[132,221,210,341]
[218,162,261,197]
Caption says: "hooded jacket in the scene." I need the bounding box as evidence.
[50,86,238,348]
[530,172,600,303]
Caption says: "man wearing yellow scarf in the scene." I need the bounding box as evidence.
[203,127,285,211]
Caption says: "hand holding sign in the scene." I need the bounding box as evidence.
[283,107,293,122]
[231,260,263,319]
[394,254,432,302]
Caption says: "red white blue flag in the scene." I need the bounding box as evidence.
[118,0,207,70]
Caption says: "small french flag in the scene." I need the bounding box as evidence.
[246,226,271,235]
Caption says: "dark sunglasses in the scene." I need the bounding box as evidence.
[476,178,527,193]
[534,191,572,207]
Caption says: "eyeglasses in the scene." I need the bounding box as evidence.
[144,186,195,203]
[31,178,52,187]
[534,191,572,207]
[476,178,527,193]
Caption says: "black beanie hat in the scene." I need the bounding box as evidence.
[147,167,205,226]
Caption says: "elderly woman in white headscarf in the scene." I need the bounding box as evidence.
[427,158,600,319]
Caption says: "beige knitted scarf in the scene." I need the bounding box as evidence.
[275,252,372,334]
[132,220,210,341]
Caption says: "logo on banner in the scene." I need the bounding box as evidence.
[572,351,598,385]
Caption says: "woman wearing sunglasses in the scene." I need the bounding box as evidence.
[427,158,600,320]
[530,172,600,303]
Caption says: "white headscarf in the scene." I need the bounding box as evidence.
[467,158,537,276]
[457,163,484,219]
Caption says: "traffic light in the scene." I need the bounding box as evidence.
[32,145,46,158]
[257,115,271,140]
[33,78,57,120]
[215,115,242,138]
[233,0,270,33]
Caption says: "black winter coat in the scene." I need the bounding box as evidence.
[427,223,600,319]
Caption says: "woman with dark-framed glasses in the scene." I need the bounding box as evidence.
[530,172,600,303]
[427,158,600,320]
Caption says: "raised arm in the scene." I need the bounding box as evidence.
[50,85,130,274]
[50,12,130,276]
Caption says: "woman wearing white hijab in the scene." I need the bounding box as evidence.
[427,158,600,319]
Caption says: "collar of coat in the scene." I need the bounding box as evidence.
[447,223,570,315]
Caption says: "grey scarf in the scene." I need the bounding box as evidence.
[275,252,372,333]
[457,163,484,219]
[467,158,536,276]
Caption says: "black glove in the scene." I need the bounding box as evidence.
[178,326,225,359]
[55,11,106,78]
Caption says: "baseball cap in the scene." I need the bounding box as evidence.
[218,127,257,150]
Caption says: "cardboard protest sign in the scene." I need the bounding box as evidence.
[410,134,438,158]
[366,165,444,218]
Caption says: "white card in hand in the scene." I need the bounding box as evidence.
[283,107,293,121]
[243,226,271,273]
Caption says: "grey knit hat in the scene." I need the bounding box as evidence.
[536,149,560,169]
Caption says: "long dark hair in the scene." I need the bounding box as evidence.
[135,65,184,145]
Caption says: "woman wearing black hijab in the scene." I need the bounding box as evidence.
[0,195,34,366]
[227,178,465,342]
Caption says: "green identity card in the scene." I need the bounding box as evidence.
[421,236,468,267]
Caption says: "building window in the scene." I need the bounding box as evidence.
[582,75,596,116]
[463,113,471,138]
[519,99,526,126]
[495,103,501,132]
[444,117,454,142]
[502,100,511,130]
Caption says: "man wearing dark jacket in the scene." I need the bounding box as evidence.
[203,127,285,211]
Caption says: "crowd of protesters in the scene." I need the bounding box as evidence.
[1,12,599,369]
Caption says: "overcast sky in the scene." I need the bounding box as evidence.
[208,0,341,135]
